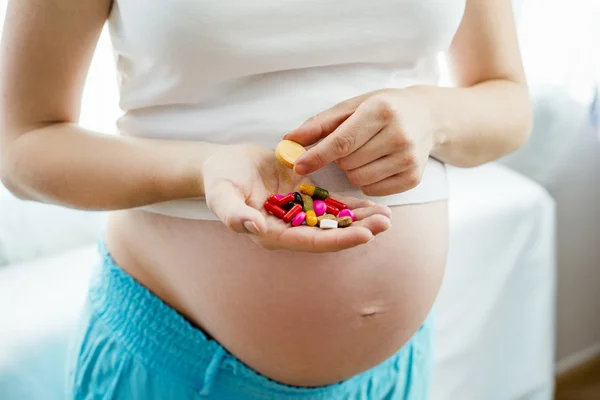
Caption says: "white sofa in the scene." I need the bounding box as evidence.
[0,163,556,400]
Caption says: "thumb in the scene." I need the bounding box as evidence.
[206,181,267,235]
[284,97,364,146]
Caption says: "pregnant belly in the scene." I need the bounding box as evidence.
[105,201,448,387]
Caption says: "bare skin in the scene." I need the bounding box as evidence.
[105,201,448,386]
[0,0,530,388]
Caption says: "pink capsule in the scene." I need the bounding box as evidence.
[313,200,327,217]
[291,211,306,227]
[338,208,355,222]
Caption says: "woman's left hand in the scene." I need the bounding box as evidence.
[285,88,437,196]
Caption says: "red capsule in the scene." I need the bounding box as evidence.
[283,203,303,223]
[325,197,346,210]
[264,201,286,219]
[268,194,284,204]
[274,193,295,207]
[326,203,340,216]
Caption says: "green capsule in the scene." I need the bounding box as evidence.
[299,184,330,201]
[313,187,329,201]
[301,194,314,212]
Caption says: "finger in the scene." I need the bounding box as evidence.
[361,169,422,197]
[293,101,385,175]
[278,225,375,253]
[345,155,406,187]
[258,206,391,253]
[283,94,371,146]
[351,203,393,220]
[351,214,392,236]
[206,181,267,234]
[326,192,377,209]
[337,130,403,170]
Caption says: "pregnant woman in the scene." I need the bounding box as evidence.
[0,0,531,398]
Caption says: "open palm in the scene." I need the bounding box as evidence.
[204,144,392,253]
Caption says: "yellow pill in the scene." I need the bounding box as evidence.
[299,183,314,196]
[275,140,306,169]
[299,184,329,200]
[306,210,318,226]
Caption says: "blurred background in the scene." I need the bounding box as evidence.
[0,0,598,399]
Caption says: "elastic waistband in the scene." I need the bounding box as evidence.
[88,240,429,398]
[89,240,223,388]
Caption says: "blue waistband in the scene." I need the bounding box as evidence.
[88,240,429,398]
[89,240,223,388]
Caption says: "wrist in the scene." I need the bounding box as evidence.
[404,85,449,157]
[177,141,222,198]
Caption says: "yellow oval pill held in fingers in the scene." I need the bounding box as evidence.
[275,140,306,169]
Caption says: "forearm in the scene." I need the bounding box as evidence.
[418,80,532,168]
[0,123,216,210]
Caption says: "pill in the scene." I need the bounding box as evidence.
[301,194,314,212]
[326,203,340,216]
[299,184,329,200]
[264,201,286,219]
[325,197,346,210]
[268,194,284,204]
[275,140,306,169]
[318,214,337,222]
[292,211,306,227]
[298,184,314,196]
[305,210,318,226]
[283,203,303,223]
[319,219,338,229]
[292,192,304,207]
[274,193,295,207]
[337,216,353,228]
[313,200,327,216]
[337,208,355,222]
[282,192,304,211]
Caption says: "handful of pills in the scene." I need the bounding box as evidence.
[263,184,355,229]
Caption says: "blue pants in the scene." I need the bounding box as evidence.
[66,242,434,399]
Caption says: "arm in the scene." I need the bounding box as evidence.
[427,0,532,167]
[0,0,214,210]
[286,0,532,194]
[0,0,393,249]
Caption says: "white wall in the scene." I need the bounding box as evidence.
[552,125,600,371]
[512,0,600,372]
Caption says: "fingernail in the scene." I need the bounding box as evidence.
[244,221,260,235]
[368,236,376,243]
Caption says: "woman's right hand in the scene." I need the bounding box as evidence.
[203,144,392,253]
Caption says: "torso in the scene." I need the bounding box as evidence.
[105,0,463,387]
[106,202,448,387]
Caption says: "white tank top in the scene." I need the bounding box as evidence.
[108,0,466,220]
